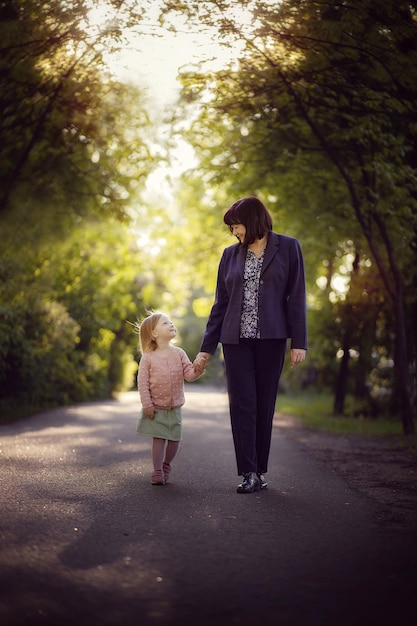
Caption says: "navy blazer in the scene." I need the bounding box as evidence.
[200,231,308,353]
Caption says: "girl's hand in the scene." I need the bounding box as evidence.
[144,408,155,419]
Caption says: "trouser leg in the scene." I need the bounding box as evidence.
[254,339,286,473]
[223,339,286,475]
[223,341,257,474]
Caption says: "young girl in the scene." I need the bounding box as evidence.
[136,312,202,485]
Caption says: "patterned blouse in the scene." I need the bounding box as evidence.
[240,248,265,339]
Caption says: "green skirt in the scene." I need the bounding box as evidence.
[136,407,182,441]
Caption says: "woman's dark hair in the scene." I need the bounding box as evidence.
[223,196,273,245]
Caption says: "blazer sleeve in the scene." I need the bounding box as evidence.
[286,238,308,350]
[200,250,229,354]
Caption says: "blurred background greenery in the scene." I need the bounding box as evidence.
[1,1,416,435]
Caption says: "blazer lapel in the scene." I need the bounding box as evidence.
[237,245,246,276]
[261,233,280,275]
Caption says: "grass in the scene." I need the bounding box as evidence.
[276,391,404,437]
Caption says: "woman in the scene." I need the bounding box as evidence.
[195,196,307,493]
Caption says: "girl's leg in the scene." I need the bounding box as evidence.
[163,440,180,482]
[151,437,166,485]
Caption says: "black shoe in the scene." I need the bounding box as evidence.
[237,472,260,494]
[257,473,268,490]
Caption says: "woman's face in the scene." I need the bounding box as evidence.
[230,223,246,244]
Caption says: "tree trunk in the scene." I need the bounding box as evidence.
[255,42,415,434]
[353,314,376,413]
[333,342,350,415]
[393,298,415,434]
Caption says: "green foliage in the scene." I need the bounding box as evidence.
[0,0,159,421]
[163,0,417,432]
[126,171,242,374]
[0,298,81,418]
[0,0,153,220]
[0,217,153,421]
[276,392,403,436]
[2,0,416,433]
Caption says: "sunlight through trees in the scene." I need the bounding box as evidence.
[1,1,416,433]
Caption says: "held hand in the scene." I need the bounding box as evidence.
[290,348,306,368]
[193,352,211,373]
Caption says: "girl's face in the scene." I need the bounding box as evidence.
[153,315,176,341]
[230,223,246,244]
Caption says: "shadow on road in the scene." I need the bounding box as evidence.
[1,387,416,626]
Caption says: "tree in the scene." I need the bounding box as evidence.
[0,215,157,417]
[163,0,417,433]
[0,0,152,220]
[0,0,158,418]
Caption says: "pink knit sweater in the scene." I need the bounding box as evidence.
[137,347,201,412]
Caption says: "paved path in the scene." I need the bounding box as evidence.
[0,386,415,626]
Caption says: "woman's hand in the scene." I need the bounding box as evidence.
[290,349,306,368]
[193,352,211,373]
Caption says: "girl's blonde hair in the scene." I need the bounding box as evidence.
[138,312,163,354]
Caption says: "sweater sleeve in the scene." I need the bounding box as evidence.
[178,348,202,382]
[137,354,154,410]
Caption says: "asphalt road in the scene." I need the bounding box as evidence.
[0,386,416,626]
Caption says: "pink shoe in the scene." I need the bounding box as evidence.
[151,470,165,485]
[163,462,171,483]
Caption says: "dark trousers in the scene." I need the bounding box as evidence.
[222,339,287,475]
